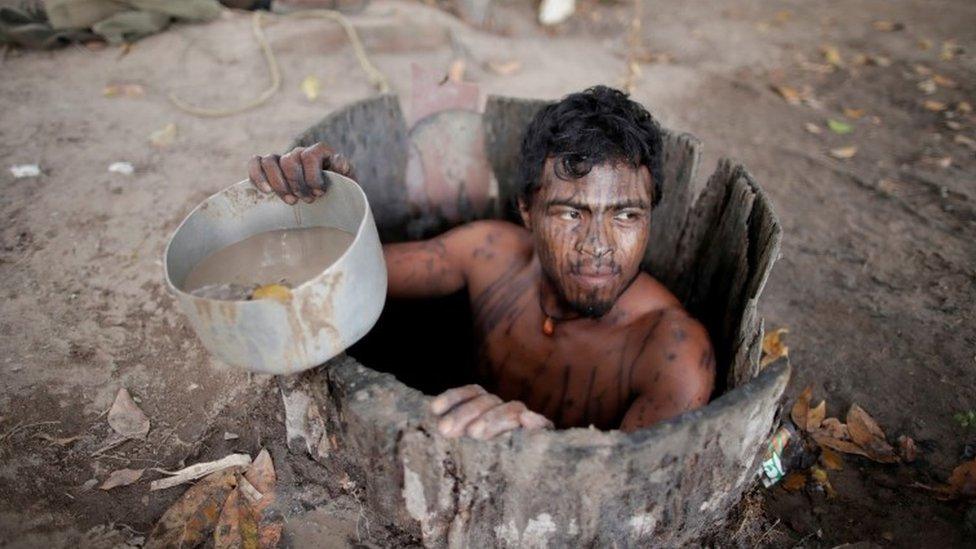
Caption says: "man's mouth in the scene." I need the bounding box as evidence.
[570,268,618,287]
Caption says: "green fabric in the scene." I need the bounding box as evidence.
[90,9,169,44]
[45,0,222,30]
[0,5,94,49]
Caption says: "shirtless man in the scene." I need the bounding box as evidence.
[248,86,715,440]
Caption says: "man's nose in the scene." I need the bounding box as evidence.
[577,221,613,258]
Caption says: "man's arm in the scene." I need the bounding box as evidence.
[383,224,482,299]
[619,310,715,432]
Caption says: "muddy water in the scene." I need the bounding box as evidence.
[183,226,354,300]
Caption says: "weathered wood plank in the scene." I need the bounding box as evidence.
[291,94,410,241]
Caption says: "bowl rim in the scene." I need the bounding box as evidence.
[162,171,370,306]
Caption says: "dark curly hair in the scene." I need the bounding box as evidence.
[516,86,664,207]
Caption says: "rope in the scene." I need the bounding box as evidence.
[169,9,389,118]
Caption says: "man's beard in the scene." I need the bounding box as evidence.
[567,292,615,318]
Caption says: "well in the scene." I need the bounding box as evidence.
[279,94,790,547]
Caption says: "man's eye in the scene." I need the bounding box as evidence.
[614,211,641,221]
[559,210,581,220]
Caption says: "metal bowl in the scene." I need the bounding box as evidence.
[163,172,387,374]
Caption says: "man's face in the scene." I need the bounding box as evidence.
[520,158,652,318]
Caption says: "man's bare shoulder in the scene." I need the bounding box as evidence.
[449,219,533,264]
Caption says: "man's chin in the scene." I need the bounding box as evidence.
[568,299,614,319]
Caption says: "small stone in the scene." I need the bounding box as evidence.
[223,431,239,440]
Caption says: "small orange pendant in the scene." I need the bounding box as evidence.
[542,316,555,336]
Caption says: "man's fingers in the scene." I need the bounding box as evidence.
[437,394,502,438]
[248,156,272,193]
[300,144,330,195]
[520,409,554,430]
[467,401,526,440]
[280,148,312,203]
[259,155,297,205]
[430,384,485,415]
[328,152,355,179]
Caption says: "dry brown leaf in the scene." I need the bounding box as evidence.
[917,38,933,51]
[447,59,466,83]
[782,471,807,492]
[103,83,145,98]
[917,79,937,95]
[871,20,902,32]
[819,417,849,439]
[843,108,865,119]
[108,388,149,439]
[149,123,177,148]
[947,459,976,498]
[772,85,802,105]
[243,449,281,546]
[100,468,144,490]
[820,447,844,470]
[810,466,836,497]
[486,59,522,76]
[821,45,843,67]
[146,470,239,549]
[214,488,260,549]
[812,431,869,458]
[957,101,972,113]
[923,100,947,112]
[829,146,858,159]
[847,404,899,463]
[913,64,933,76]
[954,134,976,151]
[941,40,960,61]
[933,74,958,88]
[805,122,822,134]
[807,400,826,431]
[898,435,917,463]
[761,328,789,367]
[791,386,812,431]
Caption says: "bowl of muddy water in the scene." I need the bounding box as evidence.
[163,171,387,374]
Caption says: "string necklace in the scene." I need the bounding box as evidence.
[538,294,581,336]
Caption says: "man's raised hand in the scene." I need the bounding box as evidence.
[430,384,553,440]
[248,142,354,205]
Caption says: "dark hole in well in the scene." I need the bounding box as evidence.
[347,290,481,396]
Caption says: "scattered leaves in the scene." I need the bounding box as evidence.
[100,468,144,490]
[947,459,976,499]
[214,489,260,549]
[782,471,807,492]
[146,470,239,549]
[761,328,789,367]
[103,83,145,98]
[810,466,837,497]
[898,435,917,463]
[820,45,843,68]
[871,20,903,32]
[108,388,149,439]
[829,146,858,159]
[933,74,958,88]
[251,284,292,302]
[244,449,282,547]
[820,447,844,470]
[917,79,937,95]
[486,59,522,76]
[808,401,826,431]
[149,123,177,148]
[772,84,802,105]
[847,404,899,463]
[300,75,321,101]
[827,119,853,134]
[819,417,848,439]
[790,386,814,432]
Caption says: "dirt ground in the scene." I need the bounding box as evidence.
[0,0,973,546]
